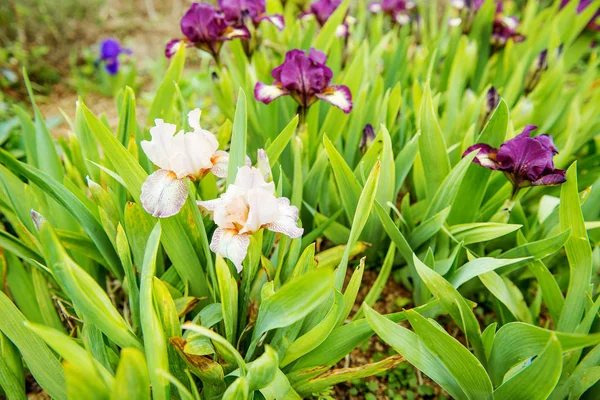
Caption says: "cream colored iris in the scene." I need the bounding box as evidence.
[140,109,228,218]
[198,154,303,272]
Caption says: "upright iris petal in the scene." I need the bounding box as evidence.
[140,109,229,218]
[98,38,131,75]
[254,48,353,114]
[463,125,566,190]
[218,0,284,30]
[198,153,303,271]
[368,0,416,25]
[165,2,250,59]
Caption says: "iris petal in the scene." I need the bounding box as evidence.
[254,82,289,104]
[316,85,353,113]
[210,228,251,272]
[141,170,188,218]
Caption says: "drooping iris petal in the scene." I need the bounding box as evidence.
[254,82,289,104]
[315,85,353,113]
[210,228,251,272]
[531,170,567,186]
[165,39,184,58]
[141,170,188,218]
[463,144,501,169]
[211,150,230,178]
[264,197,304,238]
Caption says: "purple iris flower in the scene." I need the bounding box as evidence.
[99,38,131,75]
[463,125,566,189]
[491,4,525,47]
[218,0,284,30]
[560,0,600,31]
[368,0,416,25]
[303,0,351,37]
[165,2,250,59]
[254,48,353,114]
[360,124,376,152]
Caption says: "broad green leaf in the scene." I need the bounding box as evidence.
[493,335,561,400]
[449,223,522,245]
[265,115,298,165]
[405,310,493,400]
[216,256,238,343]
[364,305,466,400]
[111,348,151,400]
[448,257,531,288]
[280,291,343,367]
[557,163,592,332]
[489,322,600,386]
[140,223,170,400]
[419,83,450,198]
[479,271,533,323]
[413,254,487,364]
[254,268,334,338]
[0,291,66,400]
[146,45,186,125]
[334,160,380,289]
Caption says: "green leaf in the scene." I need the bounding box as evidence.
[0,291,66,400]
[334,160,380,289]
[405,309,493,400]
[265,115,298,165]
[0,149,122,278]
[479,271,533,323]
[216,256,238,344]
[413,254,487,364]
[425,151,477,220]
[488,322,600,386]
[364,305,466,400]
[557,163,593,332]
[280,291,343,367]
[448,257,531,288]
[419,83,450,198]
[140,223,170,400]
[449,223,522,245]
[111,348,151,400]
[254,268,334,339]
[227,88,248,186]
[146,45,186,125]
[493,335,561,400]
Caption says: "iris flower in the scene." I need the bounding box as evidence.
[254,48,353,115]
[140,109,229,218]
[368,0,416,26]
[491,4,525,47]
[98,38,131,75]
[198,151,303,271]
[165,2,250,59]
[464,125,566,193]
[302,0,353,37]
[218,0,284,30]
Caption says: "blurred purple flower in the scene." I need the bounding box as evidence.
[368,0,416,25]
[218,0,284,30]
[254,48,353,113]
[463,125,566,189]
[99,38,131,75]
[491,3,525,47]
[486,87,500,114]
[303,0,352,37]
[166,2,250,59]
[360,124,376,151]
[560,0,600,31]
